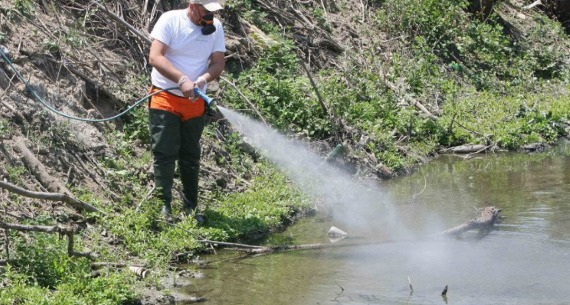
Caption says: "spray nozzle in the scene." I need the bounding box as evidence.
[194,87,217,112]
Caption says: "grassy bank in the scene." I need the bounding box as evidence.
[1,160,311,304]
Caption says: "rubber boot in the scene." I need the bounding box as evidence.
[179,115,205,219]
[149,108,181,218]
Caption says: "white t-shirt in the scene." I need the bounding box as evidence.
[150,9,226,96]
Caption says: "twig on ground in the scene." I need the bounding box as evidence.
[135,186,155,211]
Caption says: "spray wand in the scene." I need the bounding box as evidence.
[194,87,218,113]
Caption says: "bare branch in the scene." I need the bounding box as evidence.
[219,76,268,126]
[523,0,543,10]
[0,180,102,214]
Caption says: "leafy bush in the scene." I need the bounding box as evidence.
[223,41,332,138]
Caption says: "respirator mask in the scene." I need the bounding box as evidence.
[198,10,216,35]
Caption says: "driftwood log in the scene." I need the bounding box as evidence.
[446,144,488,154]
[440,206,502,237]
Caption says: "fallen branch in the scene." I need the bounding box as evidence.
[238,240,392,254]
[523,0,542,10]
[463,145,493,160]
[173,207,502,258]
[197,239,265,249]
[242,243,330,254]
[298,58,342,140]
[0,220,98,259]
[91,262,128,268]
[0,180,102,214]
[440,206,502,237]
[11,139,102,214]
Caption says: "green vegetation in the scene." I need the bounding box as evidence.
[221,0,570,173]
[1,234,138,305]
[2,0,569,303]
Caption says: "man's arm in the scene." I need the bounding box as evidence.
[149,39,196,97]
[200,51,226,82]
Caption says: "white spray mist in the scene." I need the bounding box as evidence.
[218,106,412,240]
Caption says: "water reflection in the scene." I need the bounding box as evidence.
[184,143,570,305]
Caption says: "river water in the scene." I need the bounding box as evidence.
[180,142,570,305]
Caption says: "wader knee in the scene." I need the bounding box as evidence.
[179,115,205,212]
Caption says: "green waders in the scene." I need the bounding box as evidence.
[148,108,205,217]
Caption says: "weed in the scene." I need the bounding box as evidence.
[6,165,26,184]
[13,0,35,16]
[123,106,151,144]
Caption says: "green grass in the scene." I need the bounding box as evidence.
[0,234,138,305]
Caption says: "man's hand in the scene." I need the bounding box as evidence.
[178,75,196,99]
[195,76,207,91]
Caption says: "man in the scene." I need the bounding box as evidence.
[148,0,226,220]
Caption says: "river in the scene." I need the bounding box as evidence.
[179,142,570,305]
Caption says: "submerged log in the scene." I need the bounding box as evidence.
[243,243,329,254]
[441,206,502,237]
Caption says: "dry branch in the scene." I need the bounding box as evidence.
[523,0,543,10]
[0,178,102,214]
[14,138,71,194]
[0,220,97,259]
[238,240,396,254]
[219,76,268,126]
[12,138,101,213]
[197,239,265,249]
[91,1,151,45]
[298,59,342,139]
[384,79,438,120]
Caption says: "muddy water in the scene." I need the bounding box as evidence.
[181,143,570,305]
